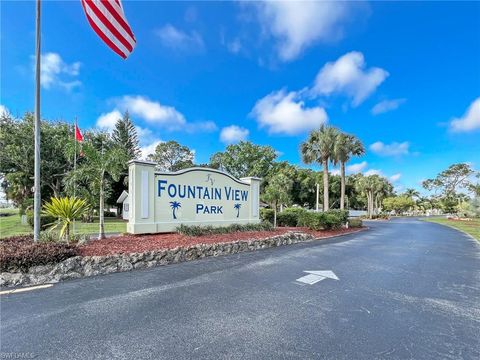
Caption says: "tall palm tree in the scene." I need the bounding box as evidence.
[404,188,420,199]
[66,134,127,240]
[333,133,365,210]
[301,125,338,211]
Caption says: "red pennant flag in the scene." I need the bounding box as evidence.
[75,124,84,142]
[81,0,137,59]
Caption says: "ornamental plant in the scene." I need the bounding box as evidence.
[42,197,90,242]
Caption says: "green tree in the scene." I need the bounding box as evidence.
[300,125,339,211]
[0,112,72,208]
[332,133,365,210]
[112,111,141,160]
[422,163,475,198]
[262,174,293,227]
[382,196,415,214]
[65,133,128,239]
[356,175,393,218]
[403,188,420,199]
[210,141,277,179]
[148,140,194,172]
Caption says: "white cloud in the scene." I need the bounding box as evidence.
[96,109,122,131]
[330,169,341,176]
[116,96,186,129]
[185,121,218,133]
[371,98,406,115]
[450,97,480,132]
[220,125,249,144]
[347,161,368,173]
[364,169,382,176]
[38,52,81,90]
[389,173,402,182]
[251,1,357,61]
[155,24,204,52]
[0,105,10,116]
[370,141,410,156]
[251,89,328,135]
[140,140,163,160]
[312,51,389,106]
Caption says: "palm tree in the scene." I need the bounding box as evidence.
[234,203,241,218]
[301,125,339,211]
[333,133,365,210]
[170,201,181,219]
[404,188,420,199]
[65,134,128,240]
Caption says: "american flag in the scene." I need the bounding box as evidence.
[81,0,136,59]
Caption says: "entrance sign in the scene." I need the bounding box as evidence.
[127,160,262,234]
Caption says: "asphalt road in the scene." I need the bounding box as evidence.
[1,218,479,359]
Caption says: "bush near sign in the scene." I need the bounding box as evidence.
[127,160,261,234]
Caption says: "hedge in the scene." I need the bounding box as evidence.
[260,208,274,224]
[0,235,79,273]
[176,222,274,236]
[26,210,57,230]
[277,208,307,227]
[298,210,349,230]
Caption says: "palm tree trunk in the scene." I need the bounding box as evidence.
[323,159,329,211]
[273,205,277,228]
[98,175,106,240]
[340,162,346,210]
[368,191,373,219]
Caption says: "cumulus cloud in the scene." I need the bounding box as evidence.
[116,96,186,129]
[389,173,402,182]
[0,105,10,116]
[140,140,163,160]
[371,98,406,115]
[96,110,122,131]
[220,125,249,144]
[251,1,358,61]
[347,161,368,173]
[38,52,81,90]
[155,24,204,52]
[449,97,480,132]
[364,169,382,176]
[312,51,389,106]
[251,89,328,135]
[370,141,410,156]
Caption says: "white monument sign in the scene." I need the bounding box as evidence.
[127,160,262,234]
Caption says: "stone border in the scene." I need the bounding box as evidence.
[0,229,363,288]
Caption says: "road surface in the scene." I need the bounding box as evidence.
[1,218,479,359]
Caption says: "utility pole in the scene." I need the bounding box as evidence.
[33,0,42,242]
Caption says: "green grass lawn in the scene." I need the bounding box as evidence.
[0,208,127,238]
[422,217,480,241]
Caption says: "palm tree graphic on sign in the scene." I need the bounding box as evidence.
[169,201,181,219]
[234,203,241,218]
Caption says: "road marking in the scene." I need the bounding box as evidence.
[295,270,339,285]
[0,284,53,296]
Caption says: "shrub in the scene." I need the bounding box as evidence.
[298,210,349,231]
[0,235,79,273]
[277,208,307,227]
[260,208,275,224]
[26,210,57,231]
[176,222,273,236]
[348,218,363,228]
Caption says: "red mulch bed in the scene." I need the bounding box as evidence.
[79,227,363,257]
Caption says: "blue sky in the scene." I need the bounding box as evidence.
[1,0,479,193]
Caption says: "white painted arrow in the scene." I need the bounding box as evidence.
[295,270,339,285]
[304,270,339,280]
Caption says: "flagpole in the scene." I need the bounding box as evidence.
[33,0,42,242]
[73,118,77,236]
